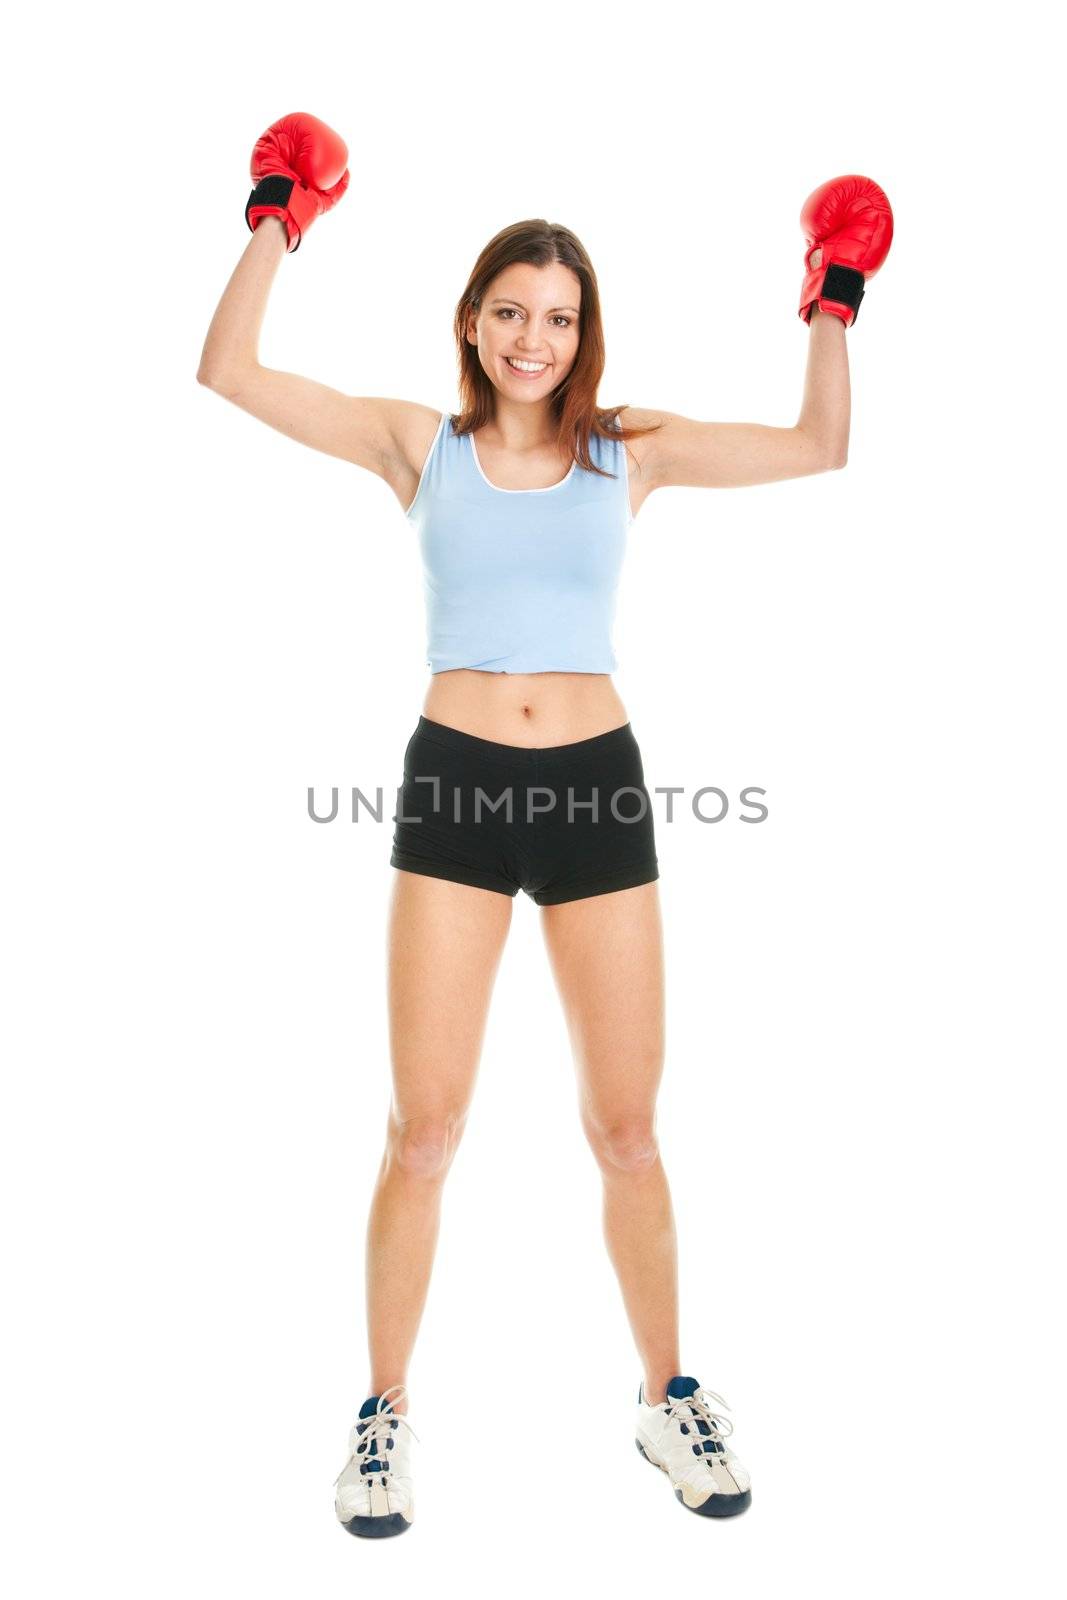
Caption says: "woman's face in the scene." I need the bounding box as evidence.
[466,261,582,399]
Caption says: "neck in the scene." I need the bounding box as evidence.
[484,396,562,451]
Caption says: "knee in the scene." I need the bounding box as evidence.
[389,1110,464,1178]
[591,1116,660,1174]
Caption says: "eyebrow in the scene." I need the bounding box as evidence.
[489,298,580,315]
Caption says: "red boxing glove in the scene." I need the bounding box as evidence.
[245,112,350,254]
[798,175,894,327]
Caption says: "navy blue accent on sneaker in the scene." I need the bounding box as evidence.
[341,1511,410,1539]
[358,1393,396,1420]
[665,1375,725,1454]
[662,1382,729,1459]
[352,1395,399,1475]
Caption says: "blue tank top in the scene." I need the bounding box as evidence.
[404,412,633,674]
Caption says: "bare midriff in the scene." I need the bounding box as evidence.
[421,669,629,748]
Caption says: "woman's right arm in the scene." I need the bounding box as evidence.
[196,217,417,483]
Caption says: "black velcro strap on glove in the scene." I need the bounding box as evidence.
[245,174,296,234]
[820,263,866,325]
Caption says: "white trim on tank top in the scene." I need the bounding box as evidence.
[467,431,577,494]
[404,411,634,520]
[403,411,449,518]
[470,415,634,518]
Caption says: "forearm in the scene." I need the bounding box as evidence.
[196,217,288,382]
[795,308,851,464]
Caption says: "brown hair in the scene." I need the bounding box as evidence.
[450,218,662,481]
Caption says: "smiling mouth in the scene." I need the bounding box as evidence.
[504,357,549,373]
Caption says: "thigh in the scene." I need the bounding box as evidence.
[539,881,666,1141]
[386,868,514,1141]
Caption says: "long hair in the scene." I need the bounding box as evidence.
[451,218,662,481]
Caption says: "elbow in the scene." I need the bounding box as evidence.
[197,366,239,397]
[197,366,234,391]
[797,427,847,474]
[197,363,252,397]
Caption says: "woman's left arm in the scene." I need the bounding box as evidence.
[643,307,849,492]
[643,174,893,493]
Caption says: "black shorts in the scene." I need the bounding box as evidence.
[389,716,660,906]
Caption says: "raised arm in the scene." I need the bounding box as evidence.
[638,174,893,494]
[196,219,410,479]
[639,309,849,491]
[196,112,422,486]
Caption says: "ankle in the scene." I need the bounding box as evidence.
[368,1383,408,1415]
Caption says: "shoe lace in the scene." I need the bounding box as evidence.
[333,1383,421,1486]
[666,1385,735,1452]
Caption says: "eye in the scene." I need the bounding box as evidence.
[494,309,574,328]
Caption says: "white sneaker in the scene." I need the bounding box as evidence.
[334,1384,419,1538]
[636,1375,752,1517]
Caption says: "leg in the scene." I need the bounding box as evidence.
[539,882,679,1404]
[365,870,514,1412]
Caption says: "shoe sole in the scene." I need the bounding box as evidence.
[339,1511,412,1538]
[635,1437,752,1517]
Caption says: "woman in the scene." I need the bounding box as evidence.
[197,113,893,1538]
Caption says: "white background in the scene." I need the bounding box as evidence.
[3,1,1063,1593]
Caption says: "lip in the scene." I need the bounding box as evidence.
[503,356,550,378]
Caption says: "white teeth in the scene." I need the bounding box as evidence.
[507,357,546,372]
